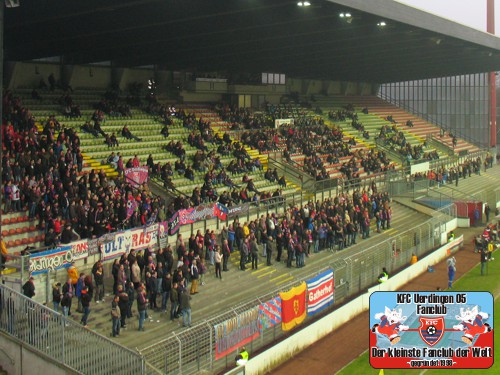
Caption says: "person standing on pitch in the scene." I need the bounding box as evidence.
[447,257,456,289]
[480,248,489,276]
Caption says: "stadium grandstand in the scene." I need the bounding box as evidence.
[1,0,500,374]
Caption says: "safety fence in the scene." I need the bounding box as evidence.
[0,284,147,375]
[138,204,457,375]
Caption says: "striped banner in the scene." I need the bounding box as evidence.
[306,269,334,316]
[258,296,282,330]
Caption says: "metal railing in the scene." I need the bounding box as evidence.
[137,203,457,375]
[0,284,146,375]
[426,134,455,157]
[374,138,405,165]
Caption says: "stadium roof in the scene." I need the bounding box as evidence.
[4,0,500,83]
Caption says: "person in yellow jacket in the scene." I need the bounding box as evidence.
[410,253,418,265]
[377,267,389,283]
[487,240,495,261]
[235,347,249,366]
[242,223,250,239]
[1,235,8,270]
[67,262,79,286]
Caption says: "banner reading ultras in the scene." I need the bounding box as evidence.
[369,291,493,369]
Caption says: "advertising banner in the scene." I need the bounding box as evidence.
[306,269,334,316]
[70,239,89,261]
[280,282,307,331]
[124,167,149,188]
[258,296,282,330]
[29,246,73,275]
[215,307,260,360]
[370,291,494,369]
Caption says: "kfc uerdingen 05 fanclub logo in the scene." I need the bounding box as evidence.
[369,291,493,369]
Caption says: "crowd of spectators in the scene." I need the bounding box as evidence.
[212,103,396,183]
[410,156,488,186]
[2,89,165,250]
[212,187,393,270]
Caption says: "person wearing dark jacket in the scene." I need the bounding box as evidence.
[62,279,74,315]
[170,282,180,320]
[250,238,259,270]
[52,282,62,312]
[112,258,120,295]
[80,287,92,327]
[117,285,129,328]
[60,224,75,244]
[22,277,36,298]
[111,295,121,337]
[222,240,231,271]
[161,273,172,312]
[164,247,174,274]
[126,282,135,318]
[145,272,158,310]
[137,283,148,331]
[61,292,72,319]
[266,236,276,266]
[180,288,192,328]
[92,261,105,302]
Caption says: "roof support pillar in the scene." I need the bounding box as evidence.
[487,0,496,147]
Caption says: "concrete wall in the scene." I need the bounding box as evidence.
[244,234,464,375]
[119,68,152,91]
[7,62,61,89]
[0,333,80,375]
[180,91,223,103]
[70,65,111,89]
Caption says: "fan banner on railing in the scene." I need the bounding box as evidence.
[227,203,250,219]
[87,232,115,256]
[101,231,132,261]
[306,269,334,316]
[168,203,228,235]
[126,199,139,220]
[29,246,74,275]
[214,307,260,360]
[280,282,307,331]
[70,239,89,261]
[275,118,294,128]
[258,296,282,331]
[129,224,159,251]
[124,166,149,188]
[369,291,494,369]
[158,221,169,247]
